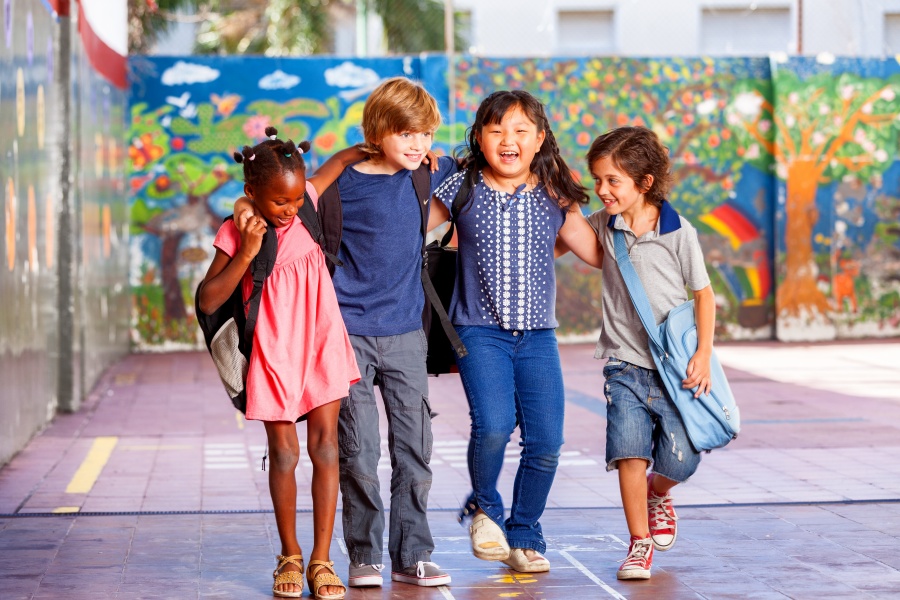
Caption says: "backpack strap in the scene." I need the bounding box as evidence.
[439,171,474,248]
[298,191,343,270]
[316,182,344,276]
[241,217,278,353]
[411,162,432,236]
[418,165,469,360]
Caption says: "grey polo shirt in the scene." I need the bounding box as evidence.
[586,201,711,370]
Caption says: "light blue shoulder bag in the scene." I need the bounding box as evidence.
[613,229,740,452]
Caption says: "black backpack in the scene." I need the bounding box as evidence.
[194,195,341,414]
[317,164,467,373]
[422,173,473,374]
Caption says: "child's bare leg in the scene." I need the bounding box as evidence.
[264,420,303,595]
[306,400,342,596]
[618,458,650,538]
[649,472,677,496]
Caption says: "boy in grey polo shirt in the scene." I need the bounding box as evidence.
[581,127,715,581]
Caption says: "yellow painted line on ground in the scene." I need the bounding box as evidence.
[235,411,244,430]
[65,436,118,494]
[52,506,80,513]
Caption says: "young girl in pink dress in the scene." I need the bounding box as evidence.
[198,127,360,599]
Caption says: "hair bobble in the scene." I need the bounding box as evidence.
[249,154,256,161]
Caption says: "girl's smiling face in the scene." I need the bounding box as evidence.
[246,169,306,228]
[590,156,652,220]
[476,105,545,182]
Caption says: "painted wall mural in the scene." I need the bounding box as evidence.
[128,56,448,349]
[128,55,900,349]
[733,57,900,340]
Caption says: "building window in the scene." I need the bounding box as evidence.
[885,13,900,54]
[557,10,614,55]
[701,7,791,55]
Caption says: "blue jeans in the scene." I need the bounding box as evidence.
[338,329,435,571]
[455,326,564,553]
[603,358,701,482]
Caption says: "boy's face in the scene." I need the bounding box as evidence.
[378,131,434,172]
[590,156,651,219]
[245,169,306,228]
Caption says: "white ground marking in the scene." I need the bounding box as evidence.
[558,550,627,600]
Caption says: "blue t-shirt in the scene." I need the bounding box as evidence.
[434,170,567,331]
[333,156,457,336]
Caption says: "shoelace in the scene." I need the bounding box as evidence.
[415,561,439,577]
[369,564,385,572]
[648,493,678,527]
[621,539,652,566]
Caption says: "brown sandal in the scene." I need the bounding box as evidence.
[306,559,346,600]
[273,554,304,598]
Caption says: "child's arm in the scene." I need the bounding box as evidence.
[307,145,368,195]
[308,146,442,196]
[427,199,450,232]
[556,205,603,268]
[197,212,267,315]
[554,236,571,258]
[683,285,716,397]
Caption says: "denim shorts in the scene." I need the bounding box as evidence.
[603,358,701,483]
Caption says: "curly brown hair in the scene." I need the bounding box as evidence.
[585,126,672,207]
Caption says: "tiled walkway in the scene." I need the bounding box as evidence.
[2,341,900,598]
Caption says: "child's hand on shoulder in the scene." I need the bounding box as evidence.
[423,149,440,173]
[236,210,267,260]
[234,196,260,221]
[683,349,712,398]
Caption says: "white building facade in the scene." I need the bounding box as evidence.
[446,0,900,58]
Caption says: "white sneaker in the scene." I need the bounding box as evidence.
[348,562,384,587]
[469,512,511,561]
[390,561,451,587]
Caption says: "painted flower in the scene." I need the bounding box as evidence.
[243,115,271,141]
[734,92,763,116]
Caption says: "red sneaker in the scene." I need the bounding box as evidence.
[647,474,678,551]
[617,536,653,580]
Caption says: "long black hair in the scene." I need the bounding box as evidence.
[457,90,588,208]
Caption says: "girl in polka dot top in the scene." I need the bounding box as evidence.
[430,90,602,573]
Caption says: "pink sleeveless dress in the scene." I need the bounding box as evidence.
[213,182,360,422]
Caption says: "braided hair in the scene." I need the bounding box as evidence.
[458,90,589,209]
[232,126,311,190]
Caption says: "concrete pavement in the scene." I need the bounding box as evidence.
[1,340,899,599]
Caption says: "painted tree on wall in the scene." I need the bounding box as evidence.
[727,65,900,322]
